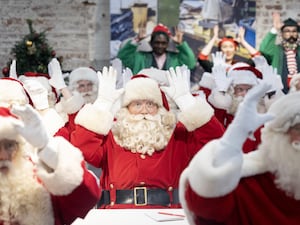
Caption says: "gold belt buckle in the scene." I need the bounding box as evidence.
[133,187,147,206]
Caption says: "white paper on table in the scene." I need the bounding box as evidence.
[145,211,185,222]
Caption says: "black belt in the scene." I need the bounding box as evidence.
[98,187,179,207]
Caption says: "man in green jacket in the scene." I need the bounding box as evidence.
[117,23,196,74]
[259,12,300,93]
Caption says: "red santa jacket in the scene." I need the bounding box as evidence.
[183,172,300,225]
[71,100,225,208]
[0,137,100,225]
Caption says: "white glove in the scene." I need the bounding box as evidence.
[259,63,283,92]
[213,81,274,167]
[23,79,49,110]
[94,66,124,111]
[161,66,196,110]
[252,55,268,73]
[212,51,227,67]
[11,104,50,150]
[212,64,232,92]
[9,59,18,79]
[48,58,67,90]
[121,67,133,88]
[178,64,191,88]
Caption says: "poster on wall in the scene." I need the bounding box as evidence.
[179,0,256,83]
[110,0,158,60]
[110,0,256,86]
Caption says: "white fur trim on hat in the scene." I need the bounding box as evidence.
[0,78,29,106]
[265,92,300,132]
[69,67,98,86]
[228,62,260,86]
[0,107,24,142]
[228,70,258,86]
[122,77,163,107]
[137,68,169,86]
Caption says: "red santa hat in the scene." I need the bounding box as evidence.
[69,67,98,87]
[265,91,300,132]
[137,68,169,86]
[228,63,262,86]
[0,107,24,142]
[0,78,33,107]
[122,74,169,110]
[152,23,171,37]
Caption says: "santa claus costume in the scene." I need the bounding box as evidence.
[180,83,300,225]
[71,68,224,208]
[0,105,100,225]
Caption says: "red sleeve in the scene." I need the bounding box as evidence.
[198,52,209,60]
[185,182,235,223]
[51,162,100,224]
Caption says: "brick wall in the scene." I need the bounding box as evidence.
[256,0,300,45]
[0,0,299,75]
[0,0,110,73]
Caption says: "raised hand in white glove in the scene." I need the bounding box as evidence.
[94,66,124,111]
[178,64,191,88]
[48,58,67,90]
[259,63,283,92]
[9,59,18,79]
[23,79,49,110]
[212,64,232,92]
[11,104,49,150]
[121,67,133,87]
[252,55,268,72]
[161,66,196,111]
[212,51,227,67]
[213,81,274,167]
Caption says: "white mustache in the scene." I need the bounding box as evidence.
[0,160,11,169]
[128,114,160,122]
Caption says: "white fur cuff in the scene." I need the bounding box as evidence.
[37,136,84,195]
[75,103,114,135]
[177,98,214,131]
[187,140,242,197]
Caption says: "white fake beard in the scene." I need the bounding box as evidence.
[0,151,31,223]
[261,130,300,199]
[227,94,244,115]
[227,92,266,115]
[111,108,175,156]
[81,90,97,104]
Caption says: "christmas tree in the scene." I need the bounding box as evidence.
[3,19,57,77]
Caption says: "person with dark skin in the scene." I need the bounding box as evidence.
[117,23,196,74]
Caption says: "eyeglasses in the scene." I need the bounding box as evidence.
[128,100,158,113]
